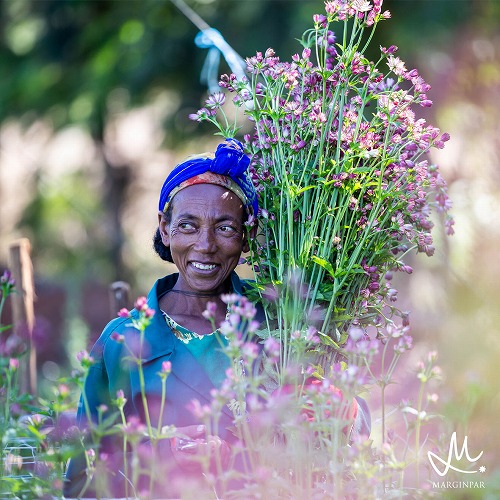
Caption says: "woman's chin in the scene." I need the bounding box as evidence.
[181,270,232,295]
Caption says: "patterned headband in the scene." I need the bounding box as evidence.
[158,138,258,216]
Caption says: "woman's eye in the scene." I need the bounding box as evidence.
[178,222,195,231]
[219,225,237,233]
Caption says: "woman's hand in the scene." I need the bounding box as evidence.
[169,425,231,471]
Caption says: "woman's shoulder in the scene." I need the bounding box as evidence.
[88,316,132,360]
[90,274,179,361]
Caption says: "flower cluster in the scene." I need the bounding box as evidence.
[191,0,454,370]
[1,270,16,298]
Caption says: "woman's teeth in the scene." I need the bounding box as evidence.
[192,262,216,270]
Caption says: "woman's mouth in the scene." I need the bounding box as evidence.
[191,262,217,271]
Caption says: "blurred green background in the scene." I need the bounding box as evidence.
[1,0,499,491]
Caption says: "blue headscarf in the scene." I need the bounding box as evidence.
[158,138,258,216]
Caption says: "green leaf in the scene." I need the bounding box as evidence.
[317,332,339,348]
[296,185,316,195]
[311,255,335,278]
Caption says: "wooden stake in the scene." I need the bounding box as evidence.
[8,238,37,395]
[109,281,130,317]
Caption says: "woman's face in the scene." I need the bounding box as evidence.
[158,183,249,294]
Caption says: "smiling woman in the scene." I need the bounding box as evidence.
[63,139,261,498]
[157,184,250,333]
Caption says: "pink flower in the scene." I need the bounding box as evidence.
[57,384,70,397]
[348,323,365,341]
[202,301,217,321]
[115,389,127,407]
[241,342,259,360]
[143,307,155,319]
[187,399,212,419]
[161,361,172,374]
[134,296,148,311]
[352,0,372,13]
[313,14,327,26]
[305,326,320,344]
[394,334,413,354]
[76,350,94,367]
[420,99,433,108]
[123,416,146,435]
[110,332,125,343]
[387,55,407,77]
[427,351,438,363]
[324,2,338,15]
[117,308,130,318]
[264,337,281,359]
[9,358,19,371]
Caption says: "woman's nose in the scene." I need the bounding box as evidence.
[193,228,217,253]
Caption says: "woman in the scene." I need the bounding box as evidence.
[64,138,370,498]
[64,138,262,498]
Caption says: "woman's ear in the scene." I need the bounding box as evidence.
[158,212,170,247]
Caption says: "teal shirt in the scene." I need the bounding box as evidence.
[162,311,230,388]
[184,333,229,388]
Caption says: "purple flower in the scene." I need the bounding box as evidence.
[1,270,15,286]
[202,301,217,321]
[348,322,365,341]
[115,390,127,408]
[387,288,398,302]
[187,399,212,419]
[381,45,398,55]
[313,14,327,26]
[305,326,320,344]
[123,416,146,435]
[394,334,413,354]
[189,108,214,122]
[420,99,433,108]
[110,332,125,343]
[324,2,338,15]
[241,342,259,360]
[205,92,226,109]
[0,269,15,297]
[264,337,281,359]
[76,350,95,367]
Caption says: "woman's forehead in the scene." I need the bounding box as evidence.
[171,184,244,216]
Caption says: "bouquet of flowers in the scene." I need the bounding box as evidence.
[192,0,453,377]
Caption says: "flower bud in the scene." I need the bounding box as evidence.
[117,308,130,318]
[134,296,148,311]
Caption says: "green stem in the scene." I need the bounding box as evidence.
[414,379,426,487]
